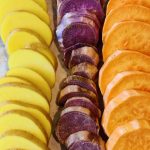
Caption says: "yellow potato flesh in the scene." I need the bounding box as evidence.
[0,101,51,138]
[33,0,47,11]
[0,110,47,144]
[107,120,150,150]
[6,29,47,55]
[0,0,50,25]
[102,21,150,61]
[8,49,56,88]
[102,90,150,136]
[0,130,49,150]
[99,50,150,94]
[0,83,49,113]
[0,11,52,45]
[7,67,51,101]
[104,71,150,106]
[103,5,150,42]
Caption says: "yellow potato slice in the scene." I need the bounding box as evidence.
[0,11,52,45]
[99,50,150,94]
[106,0,150,15]
[8,49,55,88]
[106,119,150,150]
[0,130,49,150]
[0,110,48,144]
[6,29,47,55]
[0,0,50,25]
[0,101,51,138]
[103,5,150,42]
[33,0,47,11]
[104,71,150,106]
[0,83,49,113]
[0,76,31,86]
[102,90,150,136]
[7,68,51,101]
[102,21,150,61]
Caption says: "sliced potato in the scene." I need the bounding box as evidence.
[106,0,150,15]
[33,0,47,11]
[102,21,150,61]
[0,130,49,150]
[7,67,51,101]
[6,29,47,55]
[0,83,49,113]
[104,71,150,106]
[99,50,150,94]
[106,119,150,150]
[0,101,51,138]
[8,49,56,88]
[0,76,31,86]
[0,0,50,25]
[102,90,150,136]
[0,110,48,143]
[103,5,150,41]
[0,11,52,45]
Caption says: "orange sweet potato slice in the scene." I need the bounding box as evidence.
[106,119,150,150]
[106,0,150,15]
[102,90,150,136]
[103,5,150,42]
[99,50,150,94]
[102,21,150,61]
[103,71,150,106]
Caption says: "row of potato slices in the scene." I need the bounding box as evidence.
[0,0,57,149]
[99,0,150,149]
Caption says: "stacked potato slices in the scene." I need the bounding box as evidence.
[56,0,106,150]
[0,0,57,149]
[99,0,150,149]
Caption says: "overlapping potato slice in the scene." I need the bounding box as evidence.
[104,71,150,106]
[7,68,51,101]
[99,50,150,94]
[33,0,47,11]
[6,29,47,55]
[0,110,48,143]
[8,49,56,88]
[0,101,51,138]
[106,119,150,150]
[0,0,50,25]
[0,130,49,150]
[102,90,150,136]
[0,11,52,45]
[103,5,150,41]
[106,0,150,15]
[0,83,49,113]
[102,21,150,61]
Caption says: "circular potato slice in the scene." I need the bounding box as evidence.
[106,119,150,150]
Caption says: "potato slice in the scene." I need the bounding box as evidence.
[102,21,150,61]
[0,76,31,86]
[33,0,47,11]
[0,11,52,45]
[102,90,150,136]
[0,130,49,150]
[106,0,150,15]
[104,71,150,106]
[0,101,51,138]
[103,5,150,41]
[0,110,48,143]
[106,119,150,150]
[6,29,47,55]
[7,68,51,101]
[0,83,49,113]
[0,0,50,25]
[99,50,150,94]
[8,49,56,88]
